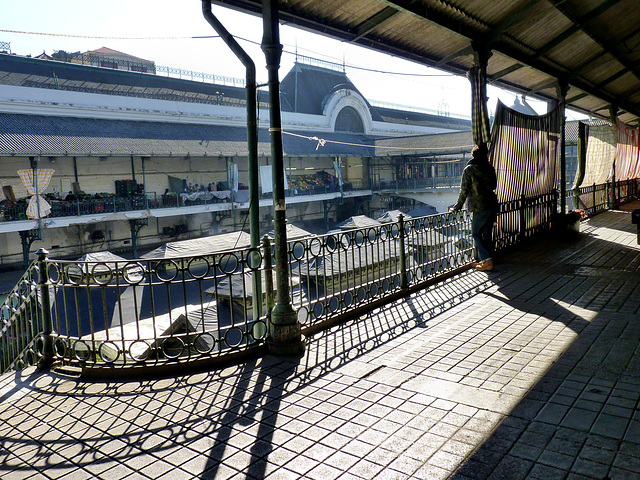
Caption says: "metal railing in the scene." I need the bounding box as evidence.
[0,262,43,372]
[372,177,462,191]
[1,176,472,224]
[1,189,608,375]
[0,211,475,374]
[495,191,558,252]
[568,179,638,217]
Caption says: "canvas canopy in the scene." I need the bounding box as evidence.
[376,210,412,224]
[66,251,141,279]
[335,215,382,231]
[143,231,252,259]
[207,269,301,301]
[267,223,314,241]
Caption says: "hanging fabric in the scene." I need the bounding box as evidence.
[489,101,561,245]
[581,123,616,186]
[17,168,55,219]
[228,162,239,193]
[613,120,640,181]
[490,100,561,203]
[468,66,491,146]
[333,158,343,187]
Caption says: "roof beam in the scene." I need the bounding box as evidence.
[595,67,630,90]
[533,0,623,59]
[490,63,525,80]
[487,0,543,44]
[351,7,399,41]
[548,0,640,83]
[435,45,474,68]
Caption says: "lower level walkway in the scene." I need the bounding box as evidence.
[1,205,639,480]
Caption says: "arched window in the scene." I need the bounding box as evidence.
[335,106,364,133]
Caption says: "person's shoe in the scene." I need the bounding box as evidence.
[476,259,494,271]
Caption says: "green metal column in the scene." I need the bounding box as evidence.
[36,248,55,370]
[129,218,148,258]
[262,0,304,355]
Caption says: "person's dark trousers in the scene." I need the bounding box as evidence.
[472,210,496,262]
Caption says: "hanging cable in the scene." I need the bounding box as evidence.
[282,131,474,151]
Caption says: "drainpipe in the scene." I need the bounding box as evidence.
[262,0,305,355]
[202,1,262,321]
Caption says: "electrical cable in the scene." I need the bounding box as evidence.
[281,131,474,152]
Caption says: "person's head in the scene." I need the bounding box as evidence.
[472,143,489,161]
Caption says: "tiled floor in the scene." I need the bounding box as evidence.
[1,205,639,479]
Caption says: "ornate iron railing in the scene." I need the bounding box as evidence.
[5,185,623,375]
[568,179,638,217]
[0,262,43,372]
[570,182,609,216]
[0,211,476,374]
[494,191,558,252]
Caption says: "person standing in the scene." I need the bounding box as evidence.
[450,143,498,271]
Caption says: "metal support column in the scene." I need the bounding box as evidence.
[36,248,55,370]
[608,104,618,208]
[262,0,304,355]
[141,156,149,210]
[469,43,493,146]
[19,229,40,268]
[557,81,568,214]
[129,218,148,258]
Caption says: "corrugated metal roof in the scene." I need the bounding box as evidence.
[0,112,376,157]
[212,0,640,125]
[374,130,474,156]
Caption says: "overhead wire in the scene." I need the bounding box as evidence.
[0,28,452,79]
[281,131,474,152]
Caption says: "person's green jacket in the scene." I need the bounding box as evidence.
[452,158,498,213]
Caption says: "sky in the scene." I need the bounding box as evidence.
[1,0,586,121]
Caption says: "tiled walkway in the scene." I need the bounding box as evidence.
[1,205,639,480]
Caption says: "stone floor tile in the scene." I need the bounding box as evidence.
[527,463,568,480]
[304,462,343,480]
[321,450,359,472]
[591,413,629,439]
[279,454,318,477]
[612,452,640,474]
[413,463,451,480]
[570,457,611,479]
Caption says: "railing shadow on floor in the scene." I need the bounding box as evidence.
[0,266,495,479]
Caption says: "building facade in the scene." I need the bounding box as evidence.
[0,51,471,268]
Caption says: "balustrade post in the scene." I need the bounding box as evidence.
[36,248,55,370]
[617,181,621,205]
[262,235,275,315]
[519,194,526,243]
[398,214,408,289]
